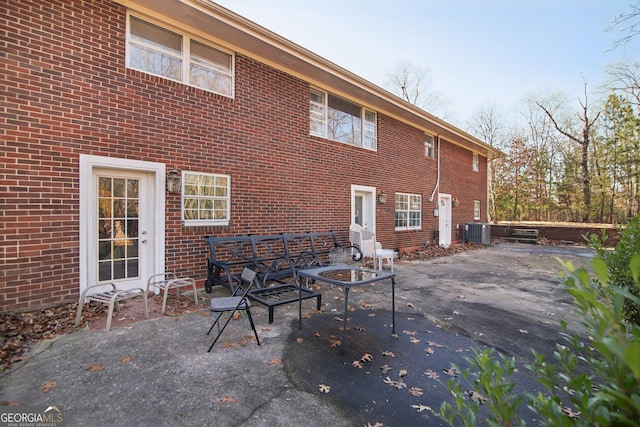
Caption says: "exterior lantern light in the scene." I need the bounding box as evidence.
[167,169,181,193]
[378,190,387,204]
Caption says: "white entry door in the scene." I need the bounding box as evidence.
[94,169,150,289]
[79,155,165,295]
[438,193,452,248]
[351,185,376,233]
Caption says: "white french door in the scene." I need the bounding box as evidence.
[79,155,165,295]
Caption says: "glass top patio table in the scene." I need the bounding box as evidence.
[297,264,396,349]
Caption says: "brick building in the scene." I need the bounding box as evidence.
[1,0,501,312]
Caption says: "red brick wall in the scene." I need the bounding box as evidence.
[0,0,487,311]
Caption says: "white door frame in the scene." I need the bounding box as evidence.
[350,184,376,234]
[438,193,452,248]
[79,154,166,294]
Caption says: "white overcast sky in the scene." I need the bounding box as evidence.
[215,0,639,129]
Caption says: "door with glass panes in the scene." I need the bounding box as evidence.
[94,169,151,291]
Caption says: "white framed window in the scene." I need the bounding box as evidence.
[182,172,231,226]
[127,15,234,97]
[395,193,422,230]
[473,153,480,172]
[425,134,435,158]
[474,200,481,220]
[310,88,377,150]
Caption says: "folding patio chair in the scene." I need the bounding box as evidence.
[206,267,260,352]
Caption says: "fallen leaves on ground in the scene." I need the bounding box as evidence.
[40,381,57,393]
[319,384,331,393]
[383,376,407,390]
[220,396,237,403]
[87,364,105,372]
[410,404,431,412]
[267,358,281,366]
[442,367,461,377]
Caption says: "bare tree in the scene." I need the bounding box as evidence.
[607,3,640,49]
[384,60,451,118]
[536,83,601,222]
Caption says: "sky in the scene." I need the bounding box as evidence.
[214,0,639,130]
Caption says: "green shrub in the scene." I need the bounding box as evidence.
[588,214,640,325]
[435,253,640,426]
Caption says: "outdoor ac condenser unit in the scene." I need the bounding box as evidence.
[466,223,490,245]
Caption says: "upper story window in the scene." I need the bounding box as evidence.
[395,193,422,230]
[473,153,480,172]
[127,15,234,97]
[425,134,435,158]
[310,88,377,150]
[182,172,231,226]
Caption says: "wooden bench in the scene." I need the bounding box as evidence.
[505,228,538,244]
[203,231,362,323]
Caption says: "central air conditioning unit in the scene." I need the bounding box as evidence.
[466,223,490,245]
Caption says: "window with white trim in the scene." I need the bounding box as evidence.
[473,153,480,172]
[425,134,435,158]
[127,15,234,97]
[182,172,231,226]
[474,200,481,220]
[310,88,377,149]
[395,193,422,230]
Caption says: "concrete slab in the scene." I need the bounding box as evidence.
[0,243,594,426]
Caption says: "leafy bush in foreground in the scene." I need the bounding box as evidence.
[588,214,640,325]
[435,254,640,426]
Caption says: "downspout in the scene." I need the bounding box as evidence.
[428,135,440,203]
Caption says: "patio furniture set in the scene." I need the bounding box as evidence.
[75,226,397,351]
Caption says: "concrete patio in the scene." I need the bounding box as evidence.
[0,243,594,426]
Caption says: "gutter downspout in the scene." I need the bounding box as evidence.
[428,135,440,203]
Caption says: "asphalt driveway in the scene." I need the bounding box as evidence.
[0,243,594,426]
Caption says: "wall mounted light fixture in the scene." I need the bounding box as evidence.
[378,190,387,204]
[167,169,181,193]
[453,197,460,207]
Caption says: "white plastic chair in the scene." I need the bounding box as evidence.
[349,223,382,258]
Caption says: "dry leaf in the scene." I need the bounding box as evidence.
[296,338,304,344]
[423,369,439,379]
[442,367,460,377]
[468,391,487,404]
[380,364,392,374]
[330,339,341,347]
[562,406,581,419]
[87,364,105,372]
[40,381,57,393]
[360,353,373,363]
[517,329,528,334]
[410,404,432,412]
[399,368,407,377]
[406,302,416,308]
[410,337,420,344]
[368,313,376,317]
[220,396,236,403]
[402,330,416,336]
[424,347,434,355]
[319,384,331,393]
[382,351,395,357]
[383,376,407,390]
[119,357,133,363]
[408,386,423,396]
[427,341,444,348]
[267,358,281,366]
[352,360,363,369]
[354,326,366,331]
